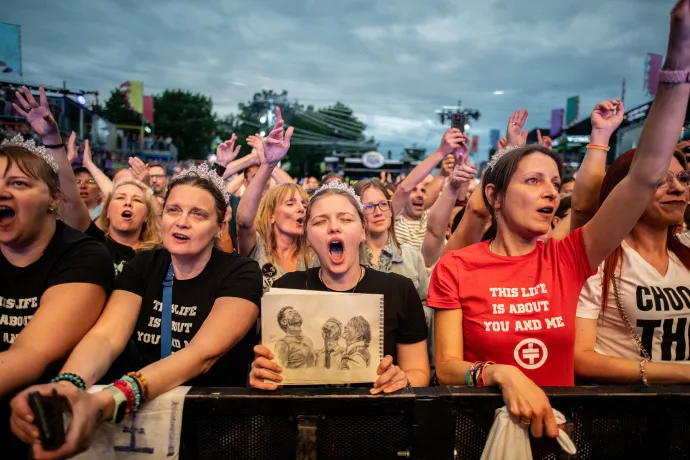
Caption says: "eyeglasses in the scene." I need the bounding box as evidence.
[658,171,690,189]
[362,200,391,214]
[149,174,167,180]
[76,179,96,186]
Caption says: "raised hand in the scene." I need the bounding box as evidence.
[536,129,553,149]
[590,100,624,136]
[448,161,478,190]
[665,0,690,70]
[263,106,294,166]
[453,132,470,164]
[506,109,529,147]
[440,154,456,177]
[12,86,59,139]
[438,128,466,156]
[128,157,149,183]
[82,138,93,166]
[67,132,79,163]
[216,133,241,167]
[497,136,508,151]
[247,134,267,164]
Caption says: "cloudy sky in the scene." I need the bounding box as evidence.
[2,0,674,161]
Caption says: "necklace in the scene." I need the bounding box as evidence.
[318,266,365,293]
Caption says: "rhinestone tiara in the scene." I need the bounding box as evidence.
[170,162,230,204]
[487,145,521,171]
[312,181,363,211]
[1,134,59,173]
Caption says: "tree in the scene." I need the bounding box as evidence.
[101,89,141,126]
[154,90,215,160]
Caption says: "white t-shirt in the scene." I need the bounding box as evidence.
[577,241,690,362]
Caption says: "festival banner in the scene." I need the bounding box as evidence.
[565,96,579,127]
[550,109,564,137]
[143,95,154,123]
[490,129,501,149]
[120,81,144,114]
[644,53,663,97]
[471,135,479,153]
[0,22,22,76]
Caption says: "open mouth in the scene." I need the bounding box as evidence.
[296,216,305,225]
[121,210,133,219]
[537,206,554,215]
[328,239,344,263]
[0,205,15,225]
[411,199,424,209]
[172,233,190,241]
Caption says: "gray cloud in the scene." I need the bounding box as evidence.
[3,0,674,160]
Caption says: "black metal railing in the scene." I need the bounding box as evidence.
[179,386,690,460]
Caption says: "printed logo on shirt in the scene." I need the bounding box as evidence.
[514,338,548,370]
[635,285,690,361]
[0,296,39,344]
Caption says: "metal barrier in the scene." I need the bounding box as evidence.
[179,386,690,460]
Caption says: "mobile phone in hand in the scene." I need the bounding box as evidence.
[451,113,466,133]
[28,391,68,451]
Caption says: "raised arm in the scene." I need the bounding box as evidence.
[81,138,114,196]
[443,185,491,253]
[424,155,454,209]
[423,141,476,266]
[582,2,690,270]
[236,108,293,256]
[392,129,463,216]
[271,163,293,185]
[570,101,624,231]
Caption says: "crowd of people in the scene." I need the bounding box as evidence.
[2,1,690,458]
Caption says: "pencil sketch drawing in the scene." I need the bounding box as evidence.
[315,318,346,369]
[275,306,316,369]
[339,316,372,370]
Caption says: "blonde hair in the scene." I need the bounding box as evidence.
[255,183,310,267]
[96,178,162,251]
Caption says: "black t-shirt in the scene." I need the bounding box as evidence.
[0,221,113,457]
[85,221,137,276]
[272,267,428,364]
[115,248,262,386]
[0,220,114,353]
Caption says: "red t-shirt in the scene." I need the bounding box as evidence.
[427,228,594,386]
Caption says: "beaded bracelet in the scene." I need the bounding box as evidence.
[51,373,86,390]
[121,376,142,411]
[113,380,136,415]
[639,359,650,387]
[127,371,149,401]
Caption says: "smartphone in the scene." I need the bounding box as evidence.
[451,113,466,133]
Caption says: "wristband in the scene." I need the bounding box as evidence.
[586,144,610,152]
[658,69,690,84]
[211,163,227,177]
[43,143,65,149]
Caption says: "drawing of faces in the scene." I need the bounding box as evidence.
[278,306,303,333]
[343,316,371,347]
[322,318,342,341]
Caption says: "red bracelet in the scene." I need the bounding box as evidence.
[478,361,495,387]
[114,380,136,415]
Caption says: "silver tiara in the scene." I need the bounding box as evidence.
[487,145,521,171]
[312,181,363,211]
[171,162,230,204]
[1,135,59,173]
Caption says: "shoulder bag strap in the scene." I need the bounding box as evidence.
[612,275,652,362]
[161,263,174,358]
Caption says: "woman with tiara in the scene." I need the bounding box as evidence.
[9,160,263,459]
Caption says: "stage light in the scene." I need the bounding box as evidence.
[464,124,471,131]
[260,116,267,123]
[260,131,266,137]
[76,94,87,105]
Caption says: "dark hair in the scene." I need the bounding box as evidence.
[243,164,259,179]
[555,194,572,219]
[451,207,466,234]
[481,145,563,219]
[277,306,299,333]
[148,162,165,171]
[562,175,575,185]
[73,166,92,176]
[0,145,60,200]
[165,174,228,224]
[599,149,690,310]
[353,179,399,248]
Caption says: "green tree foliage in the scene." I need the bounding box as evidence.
[154,89,215,160]
[101,89,141,126]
